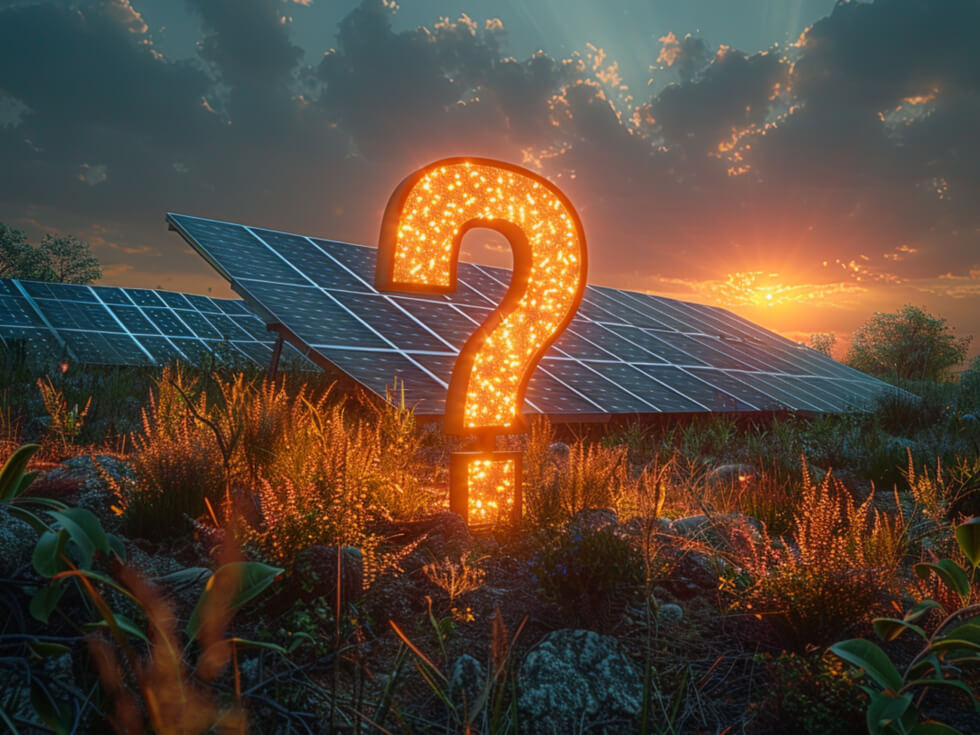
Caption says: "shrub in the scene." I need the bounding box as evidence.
[102,367,225,540]
[522,416,563,527]
[725,468,907,647]
[536,527,643,629]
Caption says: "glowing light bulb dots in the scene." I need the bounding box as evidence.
[377,158,587,525]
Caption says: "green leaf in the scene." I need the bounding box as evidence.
[29,641,71,658]
[0,443,40,501]
[929,638,980,655]
[905,678,978,710]
[227,637,288,655]
[941,619,980,647]
[915,560,971,599]
[955,517,980,569]
[874,617,927,642]
[107,533,126,562]
[29,584,65,623]
[905,599,942,623]
[155,566,211,588]
[908,722,964,734]
[14,471,39,498]
[83,614,150,646]
[6,505,50,534]
[187,561,282,640]
[29,678,70,735]
[32,529,68,578]
[49,507,108,558]
[829,639,904,692]
[865,690,912,735]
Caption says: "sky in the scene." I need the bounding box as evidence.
[0,0,977,361]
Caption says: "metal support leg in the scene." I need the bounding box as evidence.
[268,333,284,381]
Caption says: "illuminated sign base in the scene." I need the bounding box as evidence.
[449,451,522,527]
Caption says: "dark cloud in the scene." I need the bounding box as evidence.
[0,0,976,350]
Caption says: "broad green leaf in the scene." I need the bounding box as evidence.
[930,638,980,655]
[6,505,49,534]
[865,690,912,735]
[908,722,964,734]
[156,566,212,588]
[909,652,943,678]
[107,533,126,562]
[905,678,978,710]
[29,678,70,735]
[29,641,71,658]
[32,529,68,578]
[829,639,904,691]
[14,471,39,498]
[955,517,980,569]
[905,599,942,623]
[29,584,65,623]
[227,637,287,654]
[49,507,108,556]
[874,617,927,642]
[84,614,150,646]
[941,619,980,647]
[915,560,970,599]
[187,561,282,640]
[0,444,40,501]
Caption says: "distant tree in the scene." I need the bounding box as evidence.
[809,332,836,357]
[0,223,102,284]
[0,224,32,278]
[846,305,972,382]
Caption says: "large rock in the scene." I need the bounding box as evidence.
[518,629,642,734]
[39,454,133,521]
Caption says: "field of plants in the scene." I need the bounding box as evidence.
[0,348,978,734]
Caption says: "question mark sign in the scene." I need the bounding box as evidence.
[377,157,587,525]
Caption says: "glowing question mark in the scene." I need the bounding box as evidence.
[377,157,587,525]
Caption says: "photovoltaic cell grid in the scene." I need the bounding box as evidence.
[167,213,902,418]
[0,277,311,369]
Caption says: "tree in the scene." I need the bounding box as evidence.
[846,305,971,382]
[809,332,836,357]
[0,223,102,284]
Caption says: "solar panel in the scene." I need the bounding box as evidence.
[0,277,313,370]
[167,213,902,417]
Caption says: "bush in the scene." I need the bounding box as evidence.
[725,469,907,648]
[535,527,643,629]
[102,367,225,539]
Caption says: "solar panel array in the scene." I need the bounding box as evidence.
[168,213,900,417]
[0,278,307,369]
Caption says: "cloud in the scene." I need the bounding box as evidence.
[0,0,976,354]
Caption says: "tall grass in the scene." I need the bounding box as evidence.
[725,467,908,648]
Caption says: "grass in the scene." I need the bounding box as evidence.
[1,356,979,733]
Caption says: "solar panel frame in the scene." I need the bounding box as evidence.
[166,212,903,419]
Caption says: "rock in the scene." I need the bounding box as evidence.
[657,603,683,625]
[294,545,364,606]
[449,654,485,709]
[568,507,618,537]
[708,463,756,486]
[40,454,134,521]
[518,629,642,734]
[548,442,570,467]
[617,515,672,540]
[0,514,38,577]
[671,513,763,541]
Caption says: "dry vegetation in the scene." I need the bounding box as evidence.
[0,349,979,734]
